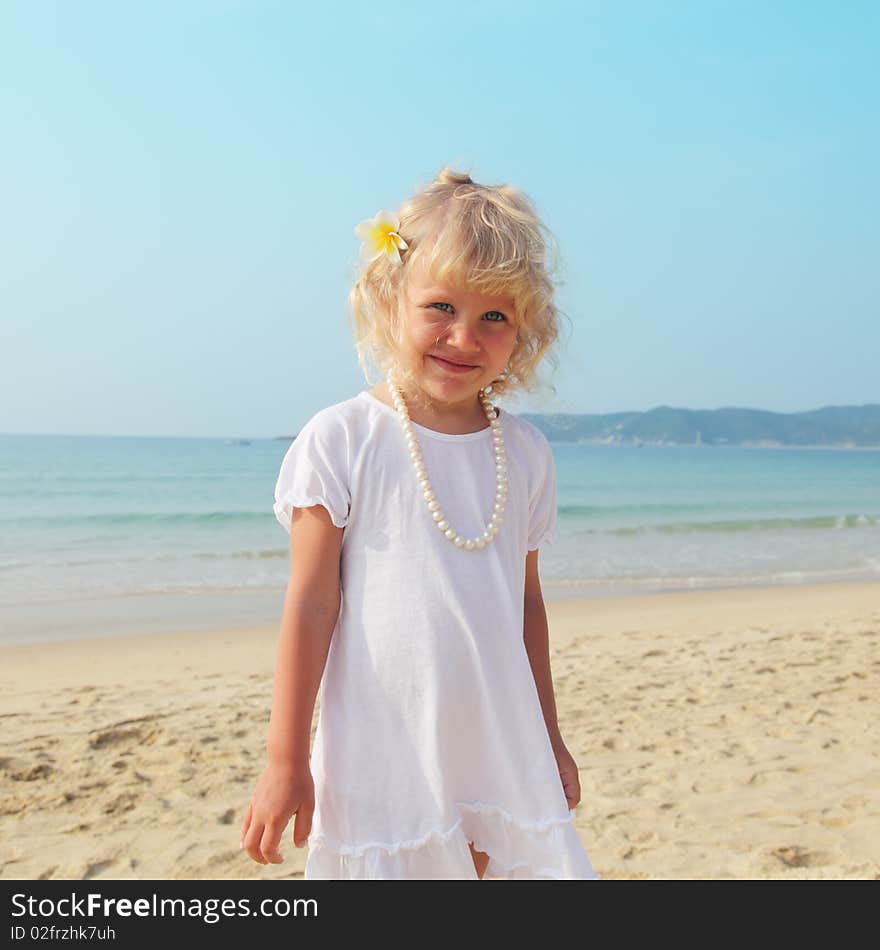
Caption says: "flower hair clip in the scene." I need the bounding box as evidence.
[354,210,408,265]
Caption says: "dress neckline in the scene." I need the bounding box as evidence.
[359,390,501,443]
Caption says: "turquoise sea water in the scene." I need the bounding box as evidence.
[1,431,878,645]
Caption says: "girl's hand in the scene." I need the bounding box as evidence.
[240,761,314,865]
[552,741,582,810]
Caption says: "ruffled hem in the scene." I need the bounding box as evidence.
[273,494,349,532]
[304,801,600,881]
[527,528,555,552]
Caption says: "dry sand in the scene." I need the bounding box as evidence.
[1,580,878,880]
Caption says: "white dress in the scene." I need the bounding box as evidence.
[273,389,600,880]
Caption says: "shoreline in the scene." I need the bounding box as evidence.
[2,573,878,649]
[0,575,877,678]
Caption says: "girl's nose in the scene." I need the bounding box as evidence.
[445,320,481,351]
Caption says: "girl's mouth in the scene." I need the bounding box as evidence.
[429,355,479,373]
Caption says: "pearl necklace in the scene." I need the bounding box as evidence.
[387,375,508,550]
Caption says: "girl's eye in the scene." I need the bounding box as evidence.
[430,303,508,322]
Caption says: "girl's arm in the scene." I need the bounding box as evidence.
[522,549,564,752]
[242,503,343,865]
[267,504,344,768]
[524,550,583,810]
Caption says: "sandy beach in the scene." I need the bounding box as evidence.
[1,579,878,881]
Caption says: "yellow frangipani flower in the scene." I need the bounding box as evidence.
[354,210,408,264]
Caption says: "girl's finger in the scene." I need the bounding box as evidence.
[261,822,284,864]
[240,801,253,847]
[294,800,314,848]
[243,821,268,864]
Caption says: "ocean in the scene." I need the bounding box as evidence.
[1,431,878,645]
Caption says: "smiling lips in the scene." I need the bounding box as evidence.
[430,354,479,372]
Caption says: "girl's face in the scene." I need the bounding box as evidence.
[398,265,519,412]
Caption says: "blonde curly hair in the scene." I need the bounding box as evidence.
[347,165,566,403]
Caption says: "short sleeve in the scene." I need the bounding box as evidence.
[527,432,557,551]
[273,410,351,533]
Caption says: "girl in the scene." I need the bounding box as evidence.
[240,166,600,880]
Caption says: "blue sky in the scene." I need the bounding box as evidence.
[1,0,877,437]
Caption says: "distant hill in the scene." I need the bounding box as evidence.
[520,404,880,448]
